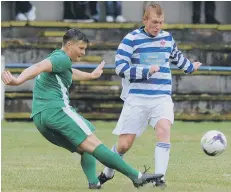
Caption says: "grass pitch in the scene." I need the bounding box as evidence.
[2,121,231,192]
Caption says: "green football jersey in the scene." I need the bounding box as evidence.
[30,49,73,118]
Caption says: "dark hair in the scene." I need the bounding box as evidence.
[62,28,89,45]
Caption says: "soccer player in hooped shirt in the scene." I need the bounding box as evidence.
[99,3,202,188]
[1,29,163,189]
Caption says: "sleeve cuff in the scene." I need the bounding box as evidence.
[142,68,151,80]
[184,63,194,74]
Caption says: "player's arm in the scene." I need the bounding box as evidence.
[115,34,159,81]
[1,59,52,86]
[169,37,202,74]
[72,61,105,81]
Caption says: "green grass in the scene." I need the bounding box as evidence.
[2,121,231,192]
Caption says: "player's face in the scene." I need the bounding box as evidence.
[143,11,164,37]
[69,40,88,62]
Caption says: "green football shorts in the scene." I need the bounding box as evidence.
[33,107,95,152]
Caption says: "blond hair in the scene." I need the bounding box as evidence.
[143,3,164,19]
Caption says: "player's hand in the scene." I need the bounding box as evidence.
[192,62,202,72]
[1,71,20,86]
[149,65,160,75]
[91,60,105,79]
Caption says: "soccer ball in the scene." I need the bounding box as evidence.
[201,130,227,156]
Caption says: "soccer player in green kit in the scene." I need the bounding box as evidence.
[1,28,163,189]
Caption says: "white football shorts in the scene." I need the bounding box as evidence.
[112,95,174,137]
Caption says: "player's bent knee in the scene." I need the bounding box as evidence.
[117,134,136,154]
[156,119,171,131]
[117,142,131,154]
[78,134,102,154]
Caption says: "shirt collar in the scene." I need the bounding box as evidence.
[139,26,162,38]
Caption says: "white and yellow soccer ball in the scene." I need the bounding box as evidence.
[201,130,227,156]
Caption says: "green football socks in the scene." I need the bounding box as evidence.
[93,144,140,180]
[81,152,99,184]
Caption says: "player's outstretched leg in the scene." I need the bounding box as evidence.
[98,134,136,185]
[98,144,123,185]
[93,144,163,188]
[79,135,163,188]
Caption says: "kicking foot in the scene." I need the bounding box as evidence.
[133,173,163,188]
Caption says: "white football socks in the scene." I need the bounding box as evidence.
[154,142,171,180]
[103,144,124,178]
